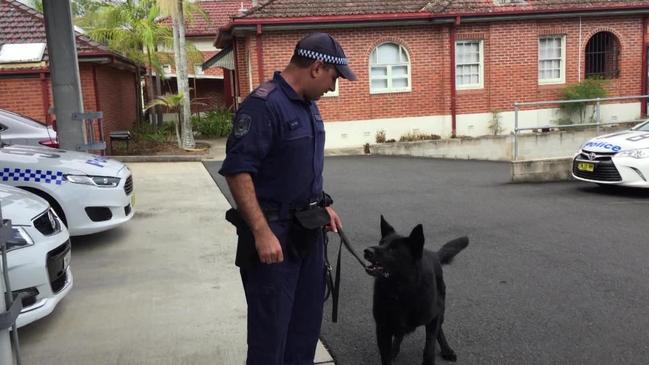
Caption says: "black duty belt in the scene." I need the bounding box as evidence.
[263,199,323,222]
[324,227,370,323]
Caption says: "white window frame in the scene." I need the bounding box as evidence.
[369,42,412,94]
[538,35,566,85]
[455,40,484,90]
[323,79,339,97]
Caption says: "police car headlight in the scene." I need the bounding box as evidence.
[6,227,34,252]
[65,175,120,187]
[617,148,649,159]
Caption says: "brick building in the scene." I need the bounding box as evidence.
[159,0,251,112]
[211,0,649,148]
[0,0,141,152]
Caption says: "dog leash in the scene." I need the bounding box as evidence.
[324,226,370,323]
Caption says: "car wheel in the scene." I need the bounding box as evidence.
[18,187,68,226]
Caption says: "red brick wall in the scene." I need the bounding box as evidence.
[234,15,649,121]
[0,75,50,122]
[93,64,138,143]
[192,78,226,112]
[160,77,227,113]
[0,64,138,143]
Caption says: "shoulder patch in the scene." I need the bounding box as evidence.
[252,81,277,100]
[233,113,252,138]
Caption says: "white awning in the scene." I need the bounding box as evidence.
[203,47,234,71]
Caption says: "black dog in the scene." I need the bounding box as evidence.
[364,216,469,365]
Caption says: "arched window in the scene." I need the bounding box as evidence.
[369,42,411,93]
[585,32,620,79]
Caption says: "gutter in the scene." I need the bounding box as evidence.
[0,68,48,76]
[39,72,50,124]
[233,37,241,107]
[256,24,265,83]
[449,20,457,138]
[216,6,649,47]
[92,65,101,112]
[642,16,648,116]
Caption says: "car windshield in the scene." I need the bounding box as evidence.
[632,120,649,131]
[0,110,47,129]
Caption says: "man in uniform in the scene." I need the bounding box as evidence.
[219,33,357,365]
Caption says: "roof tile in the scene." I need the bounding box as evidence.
[0,0,133,63]
[160,0,252,36]
[238,0,649,18]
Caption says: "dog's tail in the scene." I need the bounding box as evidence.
[438,236,469,265]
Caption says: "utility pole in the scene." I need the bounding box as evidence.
[42,0,86,151]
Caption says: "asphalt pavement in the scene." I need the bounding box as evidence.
[204,156,649,365]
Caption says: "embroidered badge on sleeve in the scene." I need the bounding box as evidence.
[233,114,252,137]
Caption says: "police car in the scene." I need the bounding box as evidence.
[572,119,649,187]
[0,144,134,235]
[1,184,72,328]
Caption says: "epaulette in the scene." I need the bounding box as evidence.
[251,81,277,100]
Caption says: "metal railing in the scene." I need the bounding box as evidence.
[513,95,649,160]
[0,204,22,365]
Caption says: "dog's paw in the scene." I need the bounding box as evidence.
[440,350,457,362]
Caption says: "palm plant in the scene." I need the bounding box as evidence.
[144,92,185,147]
[77,0,173,126]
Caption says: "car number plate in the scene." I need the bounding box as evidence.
[577,162,595,172]
[63,250,71,270]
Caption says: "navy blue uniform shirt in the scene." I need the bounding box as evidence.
[219,71,325,213]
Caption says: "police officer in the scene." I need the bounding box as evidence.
[219,33,357,365]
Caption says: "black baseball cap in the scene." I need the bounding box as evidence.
[294,32,357,81]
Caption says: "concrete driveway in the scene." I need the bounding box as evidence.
[18,162,246,365]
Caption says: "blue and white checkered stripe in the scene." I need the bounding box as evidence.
[0,168,65,185]
[296,48,348,65]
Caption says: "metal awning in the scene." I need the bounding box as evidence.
[202,46,234,71]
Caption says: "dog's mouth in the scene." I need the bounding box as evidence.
[365,262,390,278]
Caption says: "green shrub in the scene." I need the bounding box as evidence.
[192,106,233,138]
[559,78,608,124]
[131,122,175,143]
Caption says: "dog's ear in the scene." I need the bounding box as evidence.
[380,215,395,238]
[408,224,425,260]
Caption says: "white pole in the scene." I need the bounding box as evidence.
[0,265,13,365]
[0,203,14,365]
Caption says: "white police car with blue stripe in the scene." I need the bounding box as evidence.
[0,144,134,235]
[1,184,72,328]
[573,119,649,187]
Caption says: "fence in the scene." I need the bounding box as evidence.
[512,95,649,160]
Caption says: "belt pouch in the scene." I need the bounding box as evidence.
[289,207,330,257]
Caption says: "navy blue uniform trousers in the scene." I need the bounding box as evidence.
[240,221,325,365]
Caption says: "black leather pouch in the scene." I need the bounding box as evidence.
[294,206,330,229]
[289,206,330,257]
